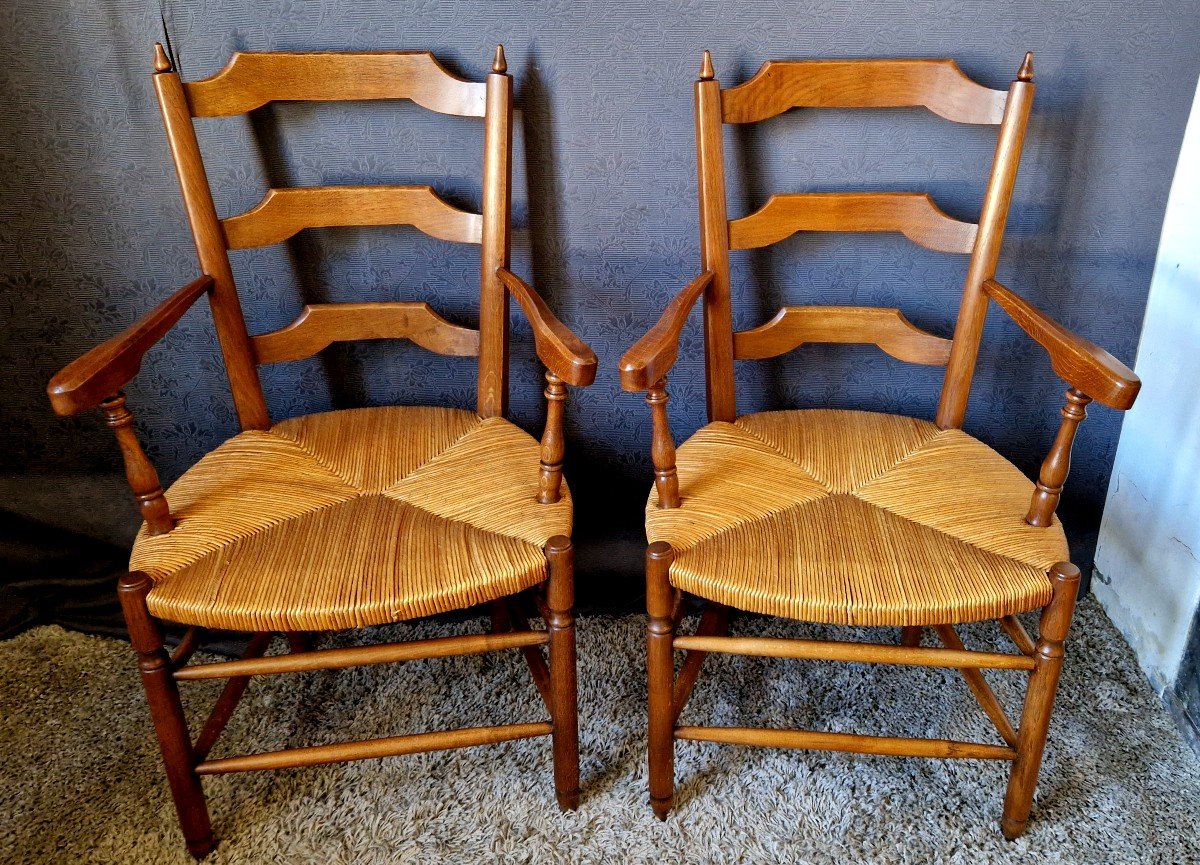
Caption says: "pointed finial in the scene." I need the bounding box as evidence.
[492,44,507,74]
[699,50,715,81]
[154,42,172,73]
[1017,51,1033,82]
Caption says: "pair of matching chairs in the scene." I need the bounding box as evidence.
[47,44,1140,857]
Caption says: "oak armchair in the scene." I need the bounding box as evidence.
[48,44,595,858]
[620,51,1139,838]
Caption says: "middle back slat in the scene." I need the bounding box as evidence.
[222,185,484,249]
[728,192,978,254]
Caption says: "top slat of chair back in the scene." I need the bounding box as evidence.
[183,51,487,118]
[720,59,1008,126]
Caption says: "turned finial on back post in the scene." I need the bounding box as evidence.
[493,44,507,74]
[699,50,715,81]
[154,42,172,73]
[1017,51,1034,82]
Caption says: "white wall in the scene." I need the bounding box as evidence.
[1094,81,1200,689]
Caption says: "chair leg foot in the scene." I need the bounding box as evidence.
[1001,562,1080,837]
[546,536,580,812]
[118,572,214,857]
[647,542,676,821]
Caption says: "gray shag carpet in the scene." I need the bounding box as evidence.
[1,598,1197,864]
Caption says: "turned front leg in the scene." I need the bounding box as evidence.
[538,371,567,504]
[101,392,175,535]
[1026,388,1091,527]
[647,378,680,508]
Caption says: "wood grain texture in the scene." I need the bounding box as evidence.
[118,572,214,858]
[675,726,1016,760]
[545,536,580,811]
[222,186,483,249]
[174,631,548,680]
[732,305,952,365]
[672,635,1035,670]
[155,62,269,430]
[183,51,487,118]
[934,624,1018,747]
[936,72,1035,428]
[477,67,513,417]
[196,723,553,775]
[984,279,1141,410]
[250,302,480,364]
[1026,388,1092,527]
[695,69,737,422]
[538,372,568,504]
[618,272,713,391]
[190,632,272,762]
[720,58,1008,125]
[646,541,677,820]
[47,275,212,415]
[496,268,598,387]
[101,395,175,535]
[728,192,978,254]
[1002,562,1080,839]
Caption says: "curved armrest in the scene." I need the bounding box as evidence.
[618,272,714,391]
[984,279,1140,410]
[496,268,597,387]
[47,275,213,416]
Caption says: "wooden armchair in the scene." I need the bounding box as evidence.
[46,44,595,858]
[619,51,1140,838]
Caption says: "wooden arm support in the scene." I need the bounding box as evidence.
[618,272,714,392]
[983,279,1140,410]
[45,278,210,534]
[495,268,597,387]
[47,275,214,416]
[982,279,1141,527]
[100,393,175,535]
[493,268,595,505]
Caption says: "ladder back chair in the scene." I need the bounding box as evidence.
[619,51,1140,837]
[47,44,596,858]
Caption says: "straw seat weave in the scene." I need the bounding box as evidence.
[131,406,571,631]
[647,410,1067,626]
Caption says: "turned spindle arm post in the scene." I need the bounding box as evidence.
[538,371,568,504]
[618,272,713,511]
[1025,387,1091,527]
[646,379,681,509]
[101,393,176,535]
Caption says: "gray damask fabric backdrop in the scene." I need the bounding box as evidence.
[2,1,1198,611]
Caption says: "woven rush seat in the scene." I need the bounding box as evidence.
[130,406,571,631]
[647,409,1067,626]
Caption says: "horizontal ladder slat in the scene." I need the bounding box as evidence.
[728,192,978,253]
[675,725,1016,760]
[196,722,552,775]
[672,635,1035,671]
[184,51,487,118]
[222,185,483,249]
[175,631,548,681]
[720,59,1008,126]
[733,305,951,365]
[252,301,480,364]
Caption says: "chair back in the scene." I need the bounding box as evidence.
[152,45,515,429]
[693,51,1036,427]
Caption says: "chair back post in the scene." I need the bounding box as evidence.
[478,45,513,418]
[695,51,737,423]
[152,44,270,431]
[936,52,1036,429]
